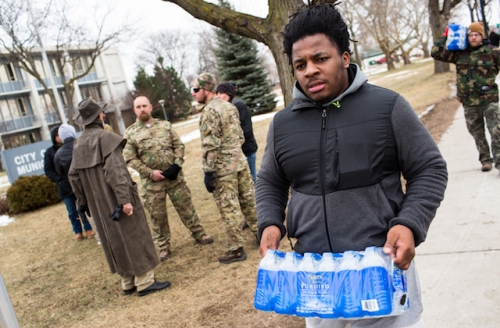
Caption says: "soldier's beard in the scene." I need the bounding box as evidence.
[139,112,151,123]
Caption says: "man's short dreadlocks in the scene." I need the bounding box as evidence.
[282,4,352,69]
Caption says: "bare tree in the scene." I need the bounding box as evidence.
[340,1,363,69]
[392,0,429,65]
[137,30,194,81]
[347,0,400,70]
[464,0,494,23]
[188,29,219,85]
[0,0,133,123]
[161,0,338,105]
[428,0,463,74]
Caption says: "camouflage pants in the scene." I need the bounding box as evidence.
[213,166,258,251]
[142,179,205,252]
[463,102,500,167]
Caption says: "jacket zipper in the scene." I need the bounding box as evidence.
[320,108,333,252]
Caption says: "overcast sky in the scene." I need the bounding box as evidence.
[62,0,499,88]
[63,0,270,87]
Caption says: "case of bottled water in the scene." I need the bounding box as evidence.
[254,247,409,319]
[446,24,468,51]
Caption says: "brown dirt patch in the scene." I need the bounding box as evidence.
[420,97,460,144]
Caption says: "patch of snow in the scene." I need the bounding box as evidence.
[0,215,15,227]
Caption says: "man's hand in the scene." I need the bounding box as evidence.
[383,225,415,270]
[77,205,90,223]
[122,203,133,216]
[259,226,281,257]
[162,164,181,180]
[151,170,165,182]
[204,172,216,193]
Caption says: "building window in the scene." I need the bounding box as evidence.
[5,63,17,81]
[17,98,27,116]
[1,130,41,150]
[74,57,84,74]
[80,85,103,102]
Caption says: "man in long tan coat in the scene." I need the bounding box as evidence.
[69,98,170,297]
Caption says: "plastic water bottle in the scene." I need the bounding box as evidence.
[316,252,341,318]
[254,250,285,311]
[337,251,362,318]
[359,247,392,316]
[392,266,409,314]
[446,24,468,50]
[275,252,302,315]
[296,253,324,317]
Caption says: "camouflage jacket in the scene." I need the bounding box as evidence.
[123,118,184,190]
[431,36,500,106]
[199,97,246,176]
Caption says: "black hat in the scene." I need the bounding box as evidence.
[216,82,236,98]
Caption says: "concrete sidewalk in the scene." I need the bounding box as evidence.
[417,105,500,327]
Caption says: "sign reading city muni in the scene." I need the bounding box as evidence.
[1,140,53,184]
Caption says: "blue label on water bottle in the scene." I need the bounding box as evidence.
[360,266,392,316]
[254,268,279,311]
[296,271,336,317]
[275,270,298,315]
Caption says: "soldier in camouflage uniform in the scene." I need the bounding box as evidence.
[192,73,258,264]
[123,96,213,261]
[432,21,500,173]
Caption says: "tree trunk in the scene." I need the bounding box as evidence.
[402,52,411,65]
[428,0,462,74]
[63,84,75,125]
[162,0,310,106]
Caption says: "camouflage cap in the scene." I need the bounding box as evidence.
[193,72,217,93]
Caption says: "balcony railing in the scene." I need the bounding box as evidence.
[77,71,98,83]
[0,80,29,95]
[0,115,40,133]
[34,76,63,89]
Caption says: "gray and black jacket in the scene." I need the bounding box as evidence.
[255,64,448,254]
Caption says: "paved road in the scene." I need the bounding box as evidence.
[417,105,500,327]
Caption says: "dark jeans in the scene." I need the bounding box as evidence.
[62,194,92,234]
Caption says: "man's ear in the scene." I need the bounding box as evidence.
[342,52,351,68]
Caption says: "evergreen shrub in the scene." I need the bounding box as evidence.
[6,175,60,213]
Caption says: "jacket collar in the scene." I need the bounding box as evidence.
[292,63,368,111]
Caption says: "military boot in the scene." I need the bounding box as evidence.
[218,247,246,264]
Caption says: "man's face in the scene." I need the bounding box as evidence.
[217,92,231,102]
[467,32,483,47]
[291,33,350,103]
[55,135,62,146]
[133,96,153,123]
[192,87,207,104]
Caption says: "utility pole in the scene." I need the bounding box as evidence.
[27,0,67,124]
[159,99,169,121]
[479,0,490,38]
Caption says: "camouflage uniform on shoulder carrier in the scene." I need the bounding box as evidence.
[432,35,500,169]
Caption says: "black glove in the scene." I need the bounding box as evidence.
[77,205,90,223]
[161,164,181,180]
[204,172,216,193]
[109,204,123,221]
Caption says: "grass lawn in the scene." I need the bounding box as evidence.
[0,59,456,328]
